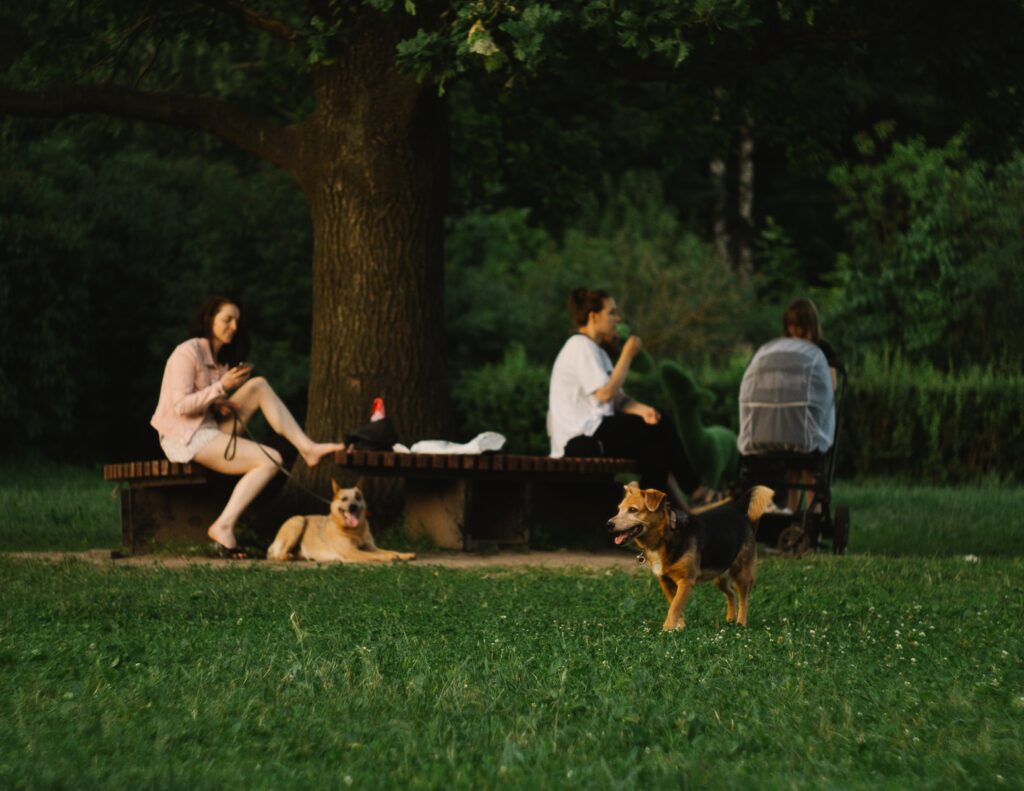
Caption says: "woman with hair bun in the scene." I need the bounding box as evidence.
[547,287,712,505]
[150,295,346,557]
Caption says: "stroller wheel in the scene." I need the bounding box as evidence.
[778,524,811,557]
[832,505,850,555]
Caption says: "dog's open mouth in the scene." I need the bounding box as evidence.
[613,524,644,545]
[343,512,360,528]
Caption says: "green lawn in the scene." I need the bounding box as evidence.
[0,462,119,552]
[834,480,1024,557]
[2,557,1022,789]
[1,464,1022,788]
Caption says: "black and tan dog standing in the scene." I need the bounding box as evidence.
[607,482,774,631]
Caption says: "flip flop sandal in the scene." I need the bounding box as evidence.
[210,542,249,560]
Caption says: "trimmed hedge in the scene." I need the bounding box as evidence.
[838,358,1024,483]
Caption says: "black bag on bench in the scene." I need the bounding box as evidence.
[345,417,400,451]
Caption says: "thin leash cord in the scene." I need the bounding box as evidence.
[223,406,335,507]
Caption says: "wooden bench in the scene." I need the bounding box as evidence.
[333,450,636,549]
[105,452,638,553]
[104,460,236,554]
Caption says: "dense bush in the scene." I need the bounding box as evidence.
[445,173,753,374]
[451,344,549,454]
[830,133,1024,369]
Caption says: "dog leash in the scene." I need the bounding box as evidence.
[220,402,335,507]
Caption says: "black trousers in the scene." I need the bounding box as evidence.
[564,413,701,494]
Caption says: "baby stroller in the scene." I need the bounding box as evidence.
[735,338,849,555]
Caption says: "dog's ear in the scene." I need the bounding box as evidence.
[624,481,641,495]
[354,476,365,492]
[331,478,340,496]
[644,488,666,512]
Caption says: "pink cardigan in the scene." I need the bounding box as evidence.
[150,338,229,445]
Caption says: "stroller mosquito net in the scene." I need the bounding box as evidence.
[738,338,835,455]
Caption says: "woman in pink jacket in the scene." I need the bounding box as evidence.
[151,296,345,557]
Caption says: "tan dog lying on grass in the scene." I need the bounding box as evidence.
[607,482,774,631]
[267,480,415,563]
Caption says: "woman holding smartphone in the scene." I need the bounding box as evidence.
[151,295,345,556]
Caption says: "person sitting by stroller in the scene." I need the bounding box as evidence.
[738,298,839,511]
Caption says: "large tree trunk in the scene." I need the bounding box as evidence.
[289,22,450,504]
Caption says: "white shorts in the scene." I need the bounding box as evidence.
[159,414,224,463]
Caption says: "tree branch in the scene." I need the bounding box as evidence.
[0,84,300,172]
[199,0,299,42]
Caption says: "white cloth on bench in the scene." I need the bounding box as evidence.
[393,432,506,455]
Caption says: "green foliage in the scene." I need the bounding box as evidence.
[0,134,312,460]
[830,134,1024,369]
[837,353,1024,484]
[396,0,756,90]
[446,173,753,372]
[444,208,551,373]
[452,345,549,454]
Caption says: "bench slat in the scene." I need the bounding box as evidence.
[107,451,634,485]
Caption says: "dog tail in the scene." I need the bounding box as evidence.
[744,485,776,524]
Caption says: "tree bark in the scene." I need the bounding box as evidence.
[289,20,450,499]
[736,117,755,277]
[709,86,731,266]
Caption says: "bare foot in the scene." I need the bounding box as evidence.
[301,441,347,467]
[208,522,237,549]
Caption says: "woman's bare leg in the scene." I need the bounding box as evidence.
[785,469,816,512]
[194,432,282,549]
[225,377,345,467]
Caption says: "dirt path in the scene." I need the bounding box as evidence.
[3,549,640,571]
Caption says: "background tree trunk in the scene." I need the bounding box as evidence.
[736,117,755,277]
